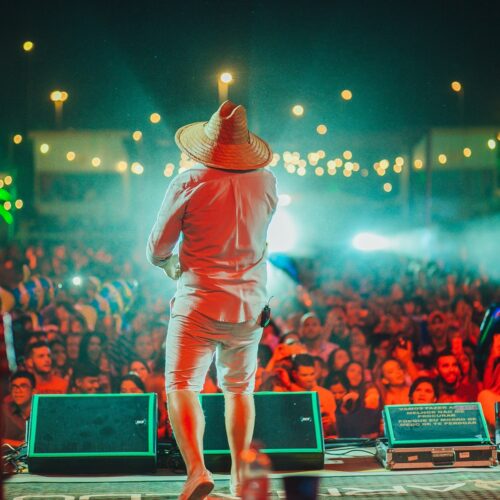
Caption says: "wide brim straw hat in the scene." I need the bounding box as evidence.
[175,100,273,170]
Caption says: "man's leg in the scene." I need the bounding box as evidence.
[164,313,217,498]
[167,390,206,477]
[217,318,263,491]
[224,392,255,486]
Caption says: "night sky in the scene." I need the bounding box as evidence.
[2,0,500,147]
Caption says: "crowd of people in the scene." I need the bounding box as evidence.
[2,241,499,447]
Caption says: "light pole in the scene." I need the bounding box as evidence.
[218,72,233,103]
[50,90,68,128]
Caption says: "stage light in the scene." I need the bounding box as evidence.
[72,276,82,286]
[220,72,233,84]
[352,232,389,251]
[278,194,292,207]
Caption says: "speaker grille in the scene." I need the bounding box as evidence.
[31,394,153,455]
[201,392,323,452]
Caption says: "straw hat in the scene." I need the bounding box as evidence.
[175,100,273,170]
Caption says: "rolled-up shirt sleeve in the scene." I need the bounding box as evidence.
[146,177,188,267]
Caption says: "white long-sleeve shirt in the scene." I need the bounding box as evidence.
[147,165,278,323]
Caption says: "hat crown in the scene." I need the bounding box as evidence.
[204,100,250,145]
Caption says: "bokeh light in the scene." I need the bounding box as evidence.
[4,176,13,186]
[40,143,49,154]
[383,182,393,192]
[23,41,34,52]
[341,89,352,100]
[150,113,161,124]
[131,162,144,175]
[292,104,304,116]
[487,139,496,149]
[116,161,128,172]
[316,124,327,135]
[451,81,462,92]
[13,134,23,144]
[15,199,23,209]
[66,151,76,161]
[438,154,447,164]
[91,157,101,167]
[132,130,142,141]
[463,147,472,157]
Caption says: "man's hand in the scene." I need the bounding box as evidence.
[161,254,181,280]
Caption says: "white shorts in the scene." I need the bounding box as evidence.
[165,309,263,394]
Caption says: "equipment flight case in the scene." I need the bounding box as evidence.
[376,403,498,470]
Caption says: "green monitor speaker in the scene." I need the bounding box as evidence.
[199,391,324,471]
[27,393,157,473]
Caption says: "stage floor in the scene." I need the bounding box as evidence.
[4,449,500,499]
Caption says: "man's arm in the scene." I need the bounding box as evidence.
[146,177,187,268]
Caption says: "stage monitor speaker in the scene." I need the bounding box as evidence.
[199,391,324,471]
[27,393,157,473]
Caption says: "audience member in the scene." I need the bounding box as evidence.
[409,377,438,404]
[24,341,68,394]
[298,313,337,362]
[378,359,410,405]
[2,371,35,445]
[70,362,101,394]
[119,373,146,393]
